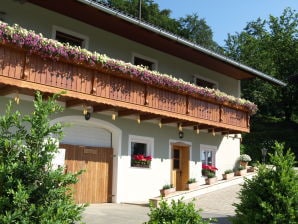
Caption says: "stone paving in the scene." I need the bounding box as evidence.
[81,184,242,224]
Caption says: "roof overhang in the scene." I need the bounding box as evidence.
[26,0,285,86]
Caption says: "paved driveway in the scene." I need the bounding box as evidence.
[81,184,241,224]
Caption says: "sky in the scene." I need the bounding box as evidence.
[154,0,298,46]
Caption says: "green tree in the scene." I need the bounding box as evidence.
[178,13,219,50]
[224,8,298,121]
[0,92,85,223]
[101,0,220,51]
[232,142,298,224]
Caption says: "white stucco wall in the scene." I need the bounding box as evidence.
[0,95,242,203]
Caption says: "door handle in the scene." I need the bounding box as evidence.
[180,170,182,176]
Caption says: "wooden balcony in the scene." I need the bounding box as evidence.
[0,43,250,133]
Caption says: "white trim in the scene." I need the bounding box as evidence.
[193,74,219,89]
[52,25,89,48]
[169,139,192,161]
[131,52,158,70]
[50,116,121,203]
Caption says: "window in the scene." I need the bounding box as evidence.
[52,26,88,48]
[132,54,157,71]
[129,135,154,168]
[193,75,217,89]
[55,31,84,47]
[200,144,217,166]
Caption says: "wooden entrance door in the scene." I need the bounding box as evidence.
[172,145,189,191]
[61,144,113,204]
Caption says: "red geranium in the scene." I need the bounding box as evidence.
[133,154,152,161]
[202,164,218,172]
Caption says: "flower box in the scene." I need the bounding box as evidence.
[131,154,152,168]
[235,169,247,176]
[205,177,217,185]
[240,161,248,168]
[222,172,234,180]
[160,187,176,197]
[186,182,199,190]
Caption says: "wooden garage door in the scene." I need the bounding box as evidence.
[61,144,113,204]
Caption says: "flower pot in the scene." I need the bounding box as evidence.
[247,166,256,172]
[222,172,234,180]
[186,182,199,190]
[235,169,247,176]
[205,177,217,185]
[240,161,248,168]
[160,187,176,197]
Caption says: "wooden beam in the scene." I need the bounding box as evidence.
[0,86,19,96]
[161,117,181,124]
[65,99,86,108]
[93,104,115,113]
[140,113,161,121]
[117,109,137,117]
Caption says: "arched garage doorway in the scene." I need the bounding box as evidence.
[51,116,121,204]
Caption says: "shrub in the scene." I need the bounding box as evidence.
[239,154,252,162]
[224,169,234,174]
[232,142,298,224]
[0,92,85,223]
[162,184,174,190]
[187,178,197,184]
[146,199,215,224]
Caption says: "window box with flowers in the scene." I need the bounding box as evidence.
[131,154,152,168]
[129,135,154,168]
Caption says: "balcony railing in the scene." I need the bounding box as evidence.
[0,43,250,133]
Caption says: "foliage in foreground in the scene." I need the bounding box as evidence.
[0,92,85,223]
[145,199,215,224]
[232,142,298,224]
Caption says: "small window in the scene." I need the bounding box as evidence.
[55,31,84,47]
[132,54,157,71]
[129,135,153,168]
[52,26,88,48]
[200,144,217,166]
[193,75,217,89]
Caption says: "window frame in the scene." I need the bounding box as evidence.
[128,135,154,168]
[132,53,158,71]
[52,25,89,48]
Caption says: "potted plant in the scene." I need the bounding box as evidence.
[239,154,252,168]
[186,178,199,190]
[235,165,247,176]
[205,172,217,185]
[222,169,234,180]
[247,162,257,172]
[160,184,175,197]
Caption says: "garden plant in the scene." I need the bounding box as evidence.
[0,92,85,223]
[232,142,298,224]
